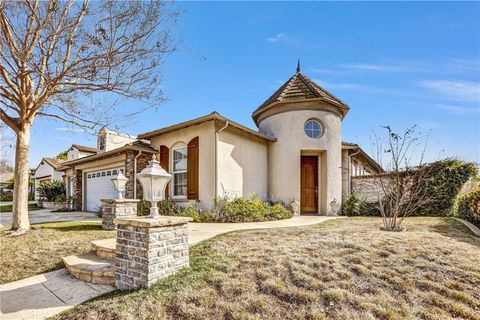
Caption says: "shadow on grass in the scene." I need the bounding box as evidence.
[429,218,480,247]
[37,221,103,232]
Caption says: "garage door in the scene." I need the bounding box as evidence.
[85,167,125,212]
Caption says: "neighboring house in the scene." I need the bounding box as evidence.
[32,157,65,201]
[61,66,383,214]
[67,144,97,161]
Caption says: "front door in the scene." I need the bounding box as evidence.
[300,156,318,213]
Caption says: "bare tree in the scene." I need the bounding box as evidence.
[370,125,437,231]
[0,0,179,235]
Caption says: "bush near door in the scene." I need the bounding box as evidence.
[458,188,480,227]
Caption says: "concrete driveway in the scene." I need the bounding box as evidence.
[0,209,100,228]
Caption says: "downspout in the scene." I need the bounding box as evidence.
[214,120,229,197]
[133,151,142,199]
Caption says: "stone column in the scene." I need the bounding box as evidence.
[101,199,140,230]
[115,216,192,290]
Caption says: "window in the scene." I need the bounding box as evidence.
[101,172,106,176]
[96,173,100,178]
[107,171,111,176]
[98,135,106,151]
[172,146,187,197]
[112,170,118,175]
[87,174,91,179]
[304,119,323,139]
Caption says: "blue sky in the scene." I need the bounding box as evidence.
[13,1,480,166]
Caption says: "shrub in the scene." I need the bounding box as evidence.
[458,188,480,227]
[412,159,478,216]
[342,193,368,216]
[0,191,13,201]
[36,180,66,202]
[138,195,293,223]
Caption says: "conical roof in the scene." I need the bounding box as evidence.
[252,69,349,125]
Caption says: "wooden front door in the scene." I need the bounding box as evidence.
[300,156,318,213]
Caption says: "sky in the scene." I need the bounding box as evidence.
[3,1,479,167]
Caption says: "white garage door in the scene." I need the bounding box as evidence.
[85,167,125,212]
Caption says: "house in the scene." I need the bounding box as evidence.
[60,66,383,215]
[32,157,66,201]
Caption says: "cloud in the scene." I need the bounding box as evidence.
[418,80,480,102]
[432,104,480,115]
[308,68,343,76]
[266,33,286,43]
[55,127,85,133]
[339,63,407,72]
[314,79,387,94]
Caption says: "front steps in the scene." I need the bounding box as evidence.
[63,238,117,285]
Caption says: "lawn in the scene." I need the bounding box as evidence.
[0,203,42,213]
[0,221,115,284]
[53,217,480,320]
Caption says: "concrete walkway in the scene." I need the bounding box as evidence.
[0,209,100,228]
[0,215,340,320]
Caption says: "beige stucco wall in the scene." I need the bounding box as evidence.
[258,106,343,215]
[341,149,350,198]
[217,126,269,200]
[149,121,216,210]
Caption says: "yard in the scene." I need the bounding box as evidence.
[0,203,42,213]
[53,217,480,320]
[0,221,115,284]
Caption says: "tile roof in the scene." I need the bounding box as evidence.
[342,141,384,173]
[43,157,65,170]
[252,71,349,122]
[71,144,97,153]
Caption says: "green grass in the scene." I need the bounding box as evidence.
[0,221,115,284]
[0,203,42,213]
[53,217,480,320]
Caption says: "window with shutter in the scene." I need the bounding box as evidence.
[159,145,170,198]
[187,137,199,200]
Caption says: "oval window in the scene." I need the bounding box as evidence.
[304,120,323,139]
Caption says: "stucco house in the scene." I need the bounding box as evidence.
[60,67,382,214]
[32,157,65,201]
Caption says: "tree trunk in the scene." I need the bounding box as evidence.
[11,125,31,232]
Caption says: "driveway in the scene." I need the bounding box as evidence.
[0,209,100,228]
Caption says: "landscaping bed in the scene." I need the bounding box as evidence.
[0,221,115,284]
[54,217,480,320]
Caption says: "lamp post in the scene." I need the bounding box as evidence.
[111,172,128,199]
[136,155,172,218]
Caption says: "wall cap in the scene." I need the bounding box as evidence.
[115,216,192,228]
[101,198,141,204]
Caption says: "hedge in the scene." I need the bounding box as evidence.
[343,159,478,217]
[458,188,480,227]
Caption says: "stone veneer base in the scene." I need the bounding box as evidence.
[114,216,192,290]
[101,199,140,230]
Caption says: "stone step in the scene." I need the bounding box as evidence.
[63,252,115,285]
[92,238,116,260]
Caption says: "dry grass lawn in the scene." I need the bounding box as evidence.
[54,217,480,320]
[0,221,115,284]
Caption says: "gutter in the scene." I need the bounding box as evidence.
[348,149,361,194]
[214,120,229,197]
[133,151,142,199]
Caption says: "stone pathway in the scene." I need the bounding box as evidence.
[0,209,100,228]
[0,215,340,320]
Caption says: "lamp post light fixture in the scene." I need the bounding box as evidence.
[136,155,172,218]
[111,171,128,199]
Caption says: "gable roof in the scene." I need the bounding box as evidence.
[137,112,277,142]
[60,140,158,167]
[252,71,349,124]
[42,157,65,170]
[71,144,96,154]
[342,142,384,173]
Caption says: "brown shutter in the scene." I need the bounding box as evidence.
[159,145,170,199]
[187,137,199,200]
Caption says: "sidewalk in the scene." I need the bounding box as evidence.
[0,215,341,320]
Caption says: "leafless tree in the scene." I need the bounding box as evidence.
[0,0,179,235]
[370,125,437,231]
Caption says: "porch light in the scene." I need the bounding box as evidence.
[111,172,128,199]
[136,154,172,218]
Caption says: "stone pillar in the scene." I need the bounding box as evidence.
[73,169,82,211]
[115,216,192,290]
[101,199,140,230]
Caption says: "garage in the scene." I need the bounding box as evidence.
[85,167,125,212]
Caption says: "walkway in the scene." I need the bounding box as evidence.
[0,215,340,320]
[0,209,100,228]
